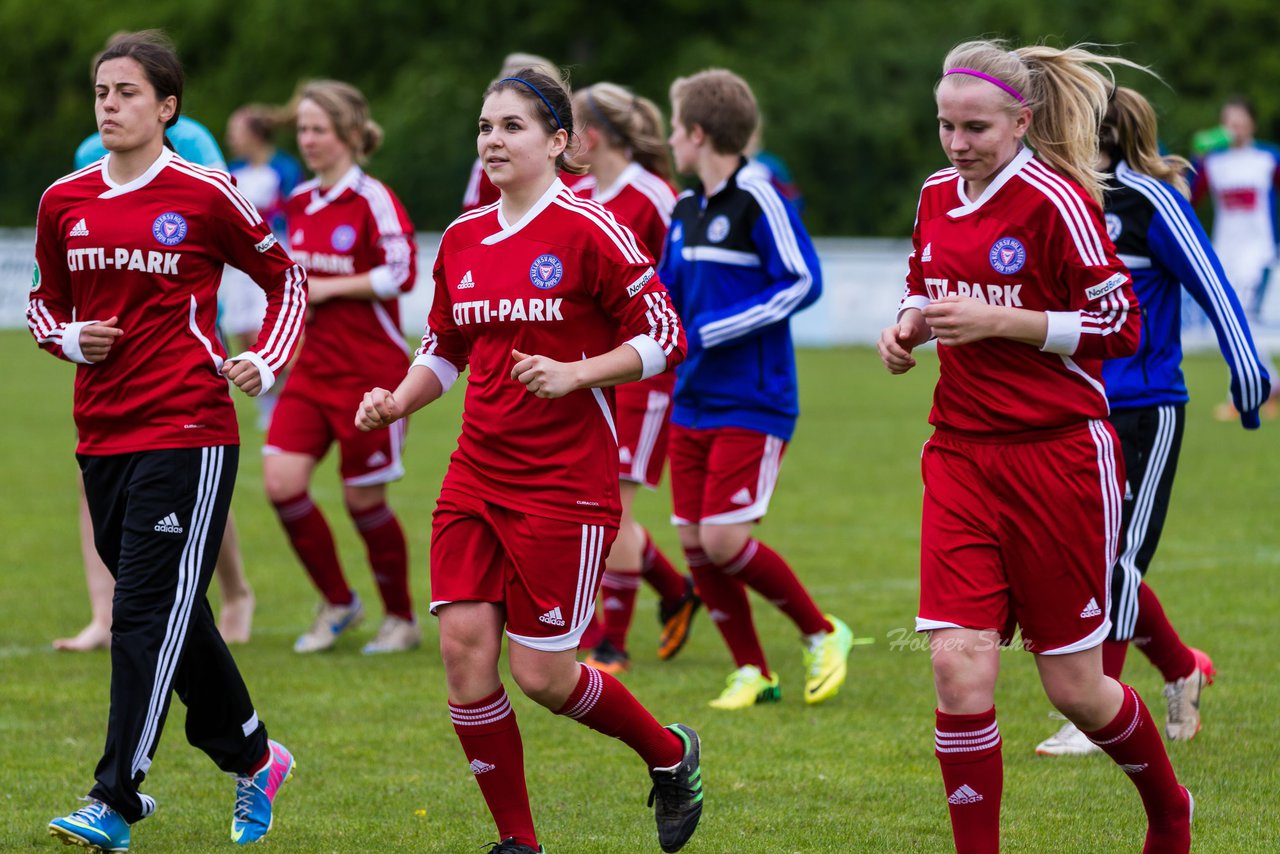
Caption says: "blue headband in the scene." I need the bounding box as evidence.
[500,77,564,131]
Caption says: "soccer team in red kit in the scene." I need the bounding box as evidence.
[29,25,1267,854]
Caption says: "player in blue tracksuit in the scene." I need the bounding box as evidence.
[1036,86,1272,757]
[659,68,853,711]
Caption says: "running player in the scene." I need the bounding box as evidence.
[32,30,300,850]
[1192,97,1280,420]
[265,80,421,655]
[571,81,701,674]
[1035,86,1270,757]
[878,40,1192,852]
[355,67,702,854]
[660,68,853,710]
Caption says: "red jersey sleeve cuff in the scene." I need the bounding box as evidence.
[411,353,459,393]
[625,334,667,380]
[1041,311,1082,355]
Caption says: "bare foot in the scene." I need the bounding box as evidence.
[219,591,255,644]
[53,622,111,652]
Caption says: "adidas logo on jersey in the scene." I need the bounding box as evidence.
[457,270,475,289]
[69,218,90,238]
[947,784,984,805]
[1080,598,1102,618]
[469,758,495,775]
[729,487,753,506]
[920,242,932,263]
[538,606,565,627]
[154,513,184,534]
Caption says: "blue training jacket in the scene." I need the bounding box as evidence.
[658,159,822,440]
[1103,160,1271,427]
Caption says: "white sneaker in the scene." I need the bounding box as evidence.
[1163,648,1215,741]
[361,615,421,655]
[1035,714,1102,756]
[293,595,364,653]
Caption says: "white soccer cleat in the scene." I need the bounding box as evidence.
[361,615,421,655]
[1163,648,1215,741]
[293,595,364,653]
[1035,715,1102,757]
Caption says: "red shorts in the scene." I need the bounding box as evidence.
[430,488,617,652]
[265,379,407,486]
[669,425,787,525]
[616,382,672,488]
[916,421,1123,655]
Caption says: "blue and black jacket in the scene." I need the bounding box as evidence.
[1103,160,1271,427]
[658,159,821,440]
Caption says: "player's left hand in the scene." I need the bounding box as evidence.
[222,359,263,397]
[922,296,999,346]
[511,349,578,399]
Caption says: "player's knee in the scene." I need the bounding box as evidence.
[510,663,566,709]
[699,526,748,567]
[931,650,996,713]
[263,470,307,505]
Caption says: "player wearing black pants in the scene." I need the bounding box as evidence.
[79,446,268,821]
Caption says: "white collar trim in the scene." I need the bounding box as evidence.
[99,147,173,199]
[594,162,642,205]
[947,146,1035,217]
[306,164,363,215]
[483,178,566,245]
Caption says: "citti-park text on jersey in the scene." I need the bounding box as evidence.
[453,298,564,325]
[66,247,181,275]
[924,277,1023,306]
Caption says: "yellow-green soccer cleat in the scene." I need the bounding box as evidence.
[803,616,853,705]
[708,665,781,710]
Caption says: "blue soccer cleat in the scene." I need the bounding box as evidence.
[48,799,131,852]
[231,740,294,844]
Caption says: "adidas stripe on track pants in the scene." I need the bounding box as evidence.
[78,445,269,823]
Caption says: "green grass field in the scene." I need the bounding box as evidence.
[1,330,1276,853]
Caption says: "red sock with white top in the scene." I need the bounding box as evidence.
[721,539,831,636]
[641,532,687,607]
[555,663,683,768]
[935,707,1002,854]
[599,569,641,652]
[684,545,769,675]
[450,688,537,849]
[349,503,412,621]
[273,493,352,606]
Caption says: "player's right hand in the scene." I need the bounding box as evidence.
[80,316,124,363]
[878,309,929,374]
[356,387,400,431]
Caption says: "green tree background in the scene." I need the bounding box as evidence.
[4,0,1278,234]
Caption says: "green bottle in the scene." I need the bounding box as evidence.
[1191,125,1231,156]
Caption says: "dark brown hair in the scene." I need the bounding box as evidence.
[94,30,184,129]
[484,68,586,175]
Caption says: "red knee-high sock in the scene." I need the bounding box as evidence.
[600,569,641,651]
[935,707,1002,854]
[273,494,351,606]
[1085,683,1191,853]
[641,532,687,606]
[349,503,412,621]
[685,546,768,675]
[721,539,831,636]
[450,688,537,849]
[556,663,682,768]
[1102,639,1130,680]
[1133,583,1196,682]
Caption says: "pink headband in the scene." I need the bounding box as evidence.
[944,68,1026,104]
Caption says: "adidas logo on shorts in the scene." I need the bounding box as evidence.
[469,758,495,775]
[1080,597,1102,618]
[947,784,984,805]
[154,513,184,534]
[538,606,565,627]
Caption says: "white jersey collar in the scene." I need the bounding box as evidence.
[306,164,363,215]
[594,162,643,205]
[483,177,566,245]
[947,146,1035,217]
[99,147,174,199]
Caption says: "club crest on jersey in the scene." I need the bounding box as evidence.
[989,236,1026,275]
[530,253,564,290]
[671,222,683,243]
[707,214,731,244]
[1105,212,1123,241]
[152,212,188,246]
[31,261,41,292]
[331,224,357,252]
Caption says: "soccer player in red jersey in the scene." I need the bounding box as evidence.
[30,31,300,850]
[264,81,421,655]
[878,40,1192,853]
[355,68,702,854]
[571,82,701,673]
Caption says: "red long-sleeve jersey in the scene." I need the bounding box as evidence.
[900,148,1140,434]
[417,178,685,525]
[28,149,306,454]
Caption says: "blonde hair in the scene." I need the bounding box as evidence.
[573,83,673,181]
[1103,87,1190,197]
[940,40,1147,203]
[669,68,758,156]
[498,52,559,82]
[296,80,383,163]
